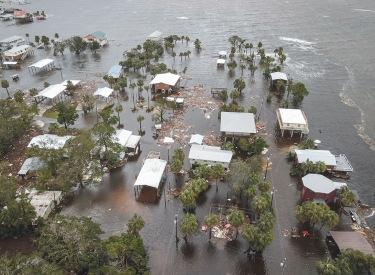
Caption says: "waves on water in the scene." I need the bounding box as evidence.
[354,9,375,13]
[279,37,316,51]
[177,16,189,20]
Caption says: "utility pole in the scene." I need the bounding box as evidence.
[281,258,286,275]
[175,214,179,244]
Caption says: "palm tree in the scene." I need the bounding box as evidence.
[252,196,269,220]
[249,43,253,55]
[180,213,198,242]
[171,51,176,60]
[35,35,40,44]
[187,50,191,58]
[316,210,339,235]
[230,90,240,103]
[274,48,279,57]
[107,76,115,88]
[257,211,275,232]
[241,224,257,249]
[137,115,144,131]
[1,80,10,98]
[248,64,258,75]
[211,164,225,191]
[179,52,183,61]
[240,64,246,75]
[316,258,340,275]
[233,79,246,94]
[185,36,190,44]
[181,35,185,43]
[257,42,262,53]
[314,161,326,174]
[55,33,59,39]
[129,83,137,101]
[258,181,271,193]
[114,104,123,128]
[179,187,196,211]
[228,210,244,239]
[204,214,218,239]
[127,213,145,235]
[25,33,29,43]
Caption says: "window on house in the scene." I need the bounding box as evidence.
[298,124,300,127]
[204,160,207,162]
[287,123,290,126]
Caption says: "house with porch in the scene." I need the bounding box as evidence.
[0,36,26,51]
[83,31,108,46]
[188,144,233,169]
[107,65,123,80]
[149,73,180,94]
[115,129,141,156]
[294,149,353,172]
[276,108,309,137]
[220,112,256,137]
[3,44,33,61]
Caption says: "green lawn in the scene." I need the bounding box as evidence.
[42,103,78,119]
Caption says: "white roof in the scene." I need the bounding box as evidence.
[115,129,132,146]
[332,182,347,190]
[60,80,80,86]
[163,137,174,143]
[29,191,62,218]
[3,61,18,65]
[302,174,335,194]
[35,84,66,99]
[176,98,184,103]
[18,157,44,175]
[217,59,226,64]
[126,135,141,149]
[278,108,307,125]
[188,144,233,163]
[220,112,256,134]
[27,134,72,149]
[219,51,227,56]
[148,31,163,39]
[150,73,180,86]
[0,36,23,43]
[189,134,204,145]
[94,87,114,98]
[271,72,288,81]
[294,149,337,166]
[4,45,31,54]
[28,58,54,69]
[134,158,167,189]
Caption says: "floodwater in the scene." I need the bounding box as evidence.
[2,0,375,274]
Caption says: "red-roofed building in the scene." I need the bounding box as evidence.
[13,10,26,18]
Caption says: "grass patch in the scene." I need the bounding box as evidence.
[42,103,78,119]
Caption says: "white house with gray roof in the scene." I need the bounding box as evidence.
[188,144,233,168]
[220,112,256,137]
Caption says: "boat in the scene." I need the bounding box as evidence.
[36,43,44,49]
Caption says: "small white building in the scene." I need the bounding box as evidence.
[3,44,33,61]
[189,134,204,145]
[270,72,288,85]
[29,190,63,219]
[188,144,233,169]
[220,112,256,137]
[147,31,163,43]
[94,87,114,101]
[18,157,44,177]
[115,129,141,155]
[0,36,26,51]
[276,108,309,137]
[27,134,73,150]
[34,84,67,104]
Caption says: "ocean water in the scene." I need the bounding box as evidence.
[1,0,375,274]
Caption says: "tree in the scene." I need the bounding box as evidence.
[91,122,124,169]
[154,97,176,122]
[298,138,315,149]
[316,257,340,275]
[240,64,246,74]
[248,106,257,115]
[257,211,274,232]
[59,130,103,189]
[211,164,225,191]
[1,80,10,98]
[106,76,115,88]
[67,36,87,54]
[248,136,269,155]
[179,185,196,211]
[104,231,149,274]
[314,161,326,174]
[191,178,208,196]
[228,210,244,239]
[233,78,246,94]
[339,186,357,206]
[25,33,30,43]
[118,77,127,92]
[291,82,309,104]
[170,158,183,175]
[114,104,123,127]
[337,249,375,274]
[14,90,23,103]
[127,214,145,235]
[204,214,218,239]
[248,63,258,75]
[227,60,237,71]
[258,181,271,193]
[41,36,50,47]
[194,38,202,52]
[44,82,50,88]
[137,115,145,131]
[241,224,257,249]
[99,107,119,126]
[35,35,40,44]
[252,196,270,219]
[35,215,105,274]
[81,93,96,114]
[55,40,67,55]
[88,41,100,53]
[0,197,36,238]
[56,102,79,129]
[230,90,240,103]
[180,213,198,242]
[251,230,274,253]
